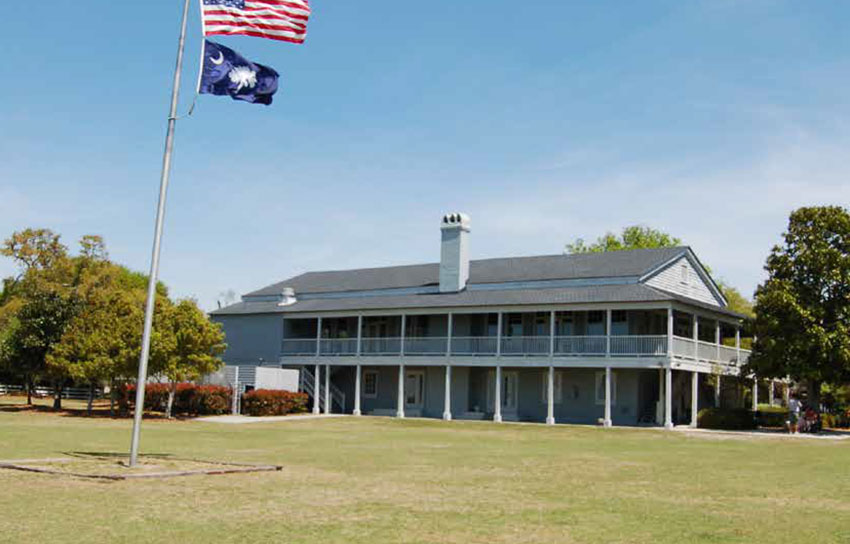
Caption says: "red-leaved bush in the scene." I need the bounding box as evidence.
[241,389,308,416]
[120,383,232,416]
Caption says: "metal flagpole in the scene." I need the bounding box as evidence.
[129,0,192,468]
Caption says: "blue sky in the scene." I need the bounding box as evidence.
[2,1,849,309]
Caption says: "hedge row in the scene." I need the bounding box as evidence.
[822,410,850,429]
[241,389,309,416]
[755,405,787,428]
[697,408,757,430]
[121,383,232,416]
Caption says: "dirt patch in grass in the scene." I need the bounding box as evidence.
[0,452,281,480]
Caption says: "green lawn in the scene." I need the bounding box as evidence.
[1,398,848,544]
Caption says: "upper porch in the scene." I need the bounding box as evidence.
[280,305,750,372]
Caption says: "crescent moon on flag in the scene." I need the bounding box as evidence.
[210,52,225,65]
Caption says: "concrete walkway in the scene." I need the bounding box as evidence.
[196,414,348,425]
[672,426,850,441]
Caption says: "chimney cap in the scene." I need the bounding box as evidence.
[441,212,471,230]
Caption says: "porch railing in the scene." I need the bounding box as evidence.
[360,337,402,355]
[697,341,717,362]
[610,335,667,356]
[451,336,498,355]
[320,338,358,356]
[404,337,448,355]
[554,336,606,356]
[501,336,550,356]
[282,333,749,366]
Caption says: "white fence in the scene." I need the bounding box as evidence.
[0,384,103,400]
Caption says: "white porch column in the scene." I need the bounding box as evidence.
[768,380,775,406]
[493,365,502,423]
[666,307,674,358]
[312,363,321,414]
[356,314,363,356]
[784,379,791,406]
[735,326,741,364]
[444,313,452,421]
[546,365,555,425]
[353,364,362,416]
[664,367,673,429]
[657,368,665,424]
[400,314,406,357]
[605,309,612,358]
[324,364,331,415]
[691,371,699,428]
[603,366,613,427]
[692,315,699,360]
[752,377,758,412]
[715,321,721,362]
[443,365,452,421]
[396,364,405,418]
[496,312,502,357]
[714,374,721,408]
[316,316,323,356]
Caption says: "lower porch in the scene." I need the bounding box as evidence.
[297,363,744,428]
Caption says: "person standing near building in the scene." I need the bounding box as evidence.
[787,392,802,434]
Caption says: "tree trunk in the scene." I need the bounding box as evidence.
[25,373,32,405]
[808,379,822,411]
[166,384,176,419]
[53,381,62,410]
[87,383,95,415]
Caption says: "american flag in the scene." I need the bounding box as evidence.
[201,0,311,45]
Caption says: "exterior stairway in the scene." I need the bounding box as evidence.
[299,366,346,413]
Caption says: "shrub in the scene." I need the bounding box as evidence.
[697,407,757,430]
[822,410,850,429]
[756,404,787,428]
[121,383,232,416]
[241,389,308,417]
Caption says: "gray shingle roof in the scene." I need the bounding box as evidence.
[245,247,687,296]
[211,283,746,319]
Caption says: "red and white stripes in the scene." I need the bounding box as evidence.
[202,0,311,44]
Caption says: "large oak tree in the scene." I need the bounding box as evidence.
[747,206,850,405]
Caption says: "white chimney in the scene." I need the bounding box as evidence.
[439,213,471,293]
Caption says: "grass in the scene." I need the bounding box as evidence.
[1,396,848,544]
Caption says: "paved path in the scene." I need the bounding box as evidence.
[196,414,348,425]
[672,427,850,440]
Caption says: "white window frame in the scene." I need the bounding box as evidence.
[594,371,617,406]
[540,371,563,404]
[680,262,689,285]
[362,370,379,399]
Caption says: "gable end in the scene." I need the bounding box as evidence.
[641,252,726,307]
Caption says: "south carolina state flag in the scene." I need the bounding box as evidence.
[199,40,280,105]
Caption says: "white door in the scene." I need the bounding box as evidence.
[405,370,424,409]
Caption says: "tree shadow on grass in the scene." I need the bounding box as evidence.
[0,398,189,421]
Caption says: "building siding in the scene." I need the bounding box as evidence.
[212,314,283,365]
[645,256,721,306]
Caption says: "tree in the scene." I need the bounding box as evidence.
[1,228,67,278]
[152,299,226,418]
[747,206,850,407]
[46,265,145,414]
[565,225,683,254]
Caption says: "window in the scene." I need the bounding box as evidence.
[680,262,689,285]
[541,371,563,403]
[594,371,617,406]
[363,370,378,398]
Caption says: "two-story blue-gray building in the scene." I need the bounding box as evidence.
[211,213,750,428]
